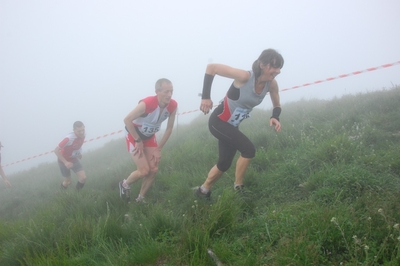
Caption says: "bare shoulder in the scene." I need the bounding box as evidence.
[207,64,250,82]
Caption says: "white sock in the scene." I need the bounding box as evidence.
[234,183,243,189]
[136,194,145,200]
[200,185,209,194]
[122,180,130,189]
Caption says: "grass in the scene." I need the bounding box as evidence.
[1,86,400,265]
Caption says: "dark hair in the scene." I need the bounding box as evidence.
[252,49,284,79]
[155,78,172,91]
[73,121,84,129]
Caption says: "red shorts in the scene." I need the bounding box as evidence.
[125,131,157,153]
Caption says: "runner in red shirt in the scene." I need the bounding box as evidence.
[119,78,177,203]
[54,121,87,190]
[0,141,11,188]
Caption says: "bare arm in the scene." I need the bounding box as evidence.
[205,64,250,85]
[124,101,147,157]
[0,166,11,187]
[269,79,282,132]
[54,145,75,169]
[269,79,281,108]
[54,146,68,164]
[149,108,177,165]
[123,101,146,141]
[200,64,250,114]
[158,108,177,150]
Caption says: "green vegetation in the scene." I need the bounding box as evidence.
[1,87,400,265]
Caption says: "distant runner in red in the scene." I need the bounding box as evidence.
[119,78,177,203]
[0,141,11,188]
[54,121,87,190]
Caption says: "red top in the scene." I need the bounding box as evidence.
[58,132,85,162]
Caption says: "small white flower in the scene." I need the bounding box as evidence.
[378,208,383,214]
[364,245,369,250]
[331,217,337,223]
[393,224,399,229]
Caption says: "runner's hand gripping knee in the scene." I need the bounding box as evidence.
[150,148,162,164]
[134,142,144,158]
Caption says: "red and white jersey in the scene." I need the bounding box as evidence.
[132,96,177,137]
[57,132,85,162]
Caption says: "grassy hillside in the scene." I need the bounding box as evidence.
[1,87,400,265]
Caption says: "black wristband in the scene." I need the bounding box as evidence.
[270,107,281,121]
[201,74,214,99]
[135,138,142,143]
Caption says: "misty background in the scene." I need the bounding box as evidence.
[1,0,400,174]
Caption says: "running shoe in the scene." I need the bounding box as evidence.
[194,186,211,200]
[119,180,130,201]
[135,195,147,204]
[234,184,251,198]
[234,184,245,192]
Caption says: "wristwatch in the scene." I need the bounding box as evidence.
[135,137,142,143]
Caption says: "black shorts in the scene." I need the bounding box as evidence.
[58,160,83,178]
[209,110,256,172]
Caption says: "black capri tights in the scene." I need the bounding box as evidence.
[209,111,256,172]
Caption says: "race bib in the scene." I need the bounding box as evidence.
[71,149,82,158]
[228,107,250,127]
[139,123,160,137]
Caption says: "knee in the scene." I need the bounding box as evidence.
[241,145,256,159]
[217,161,231,172]
[77,171,87,182]
[149,166,158,175]
[137,167,150,177]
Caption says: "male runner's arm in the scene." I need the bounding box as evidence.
[158,108,177,150]
[152,108,177,164]
[54,144,73,169]
[0,166,11,187]
[124,101,147,157]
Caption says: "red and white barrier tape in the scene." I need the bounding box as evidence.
[3,61,399,168]
[280,61,400,93]
[178,61,400,115]
[2,130,124,167]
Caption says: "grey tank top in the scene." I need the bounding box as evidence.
[216,71,270,127]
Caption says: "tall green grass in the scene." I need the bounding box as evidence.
[1,87,400,265]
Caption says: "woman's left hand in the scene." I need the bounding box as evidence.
[200,99,213,115]
[270,118,281,132]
